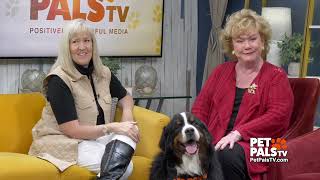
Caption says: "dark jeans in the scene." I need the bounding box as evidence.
[217,143,250,180]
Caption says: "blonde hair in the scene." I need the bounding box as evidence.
[50,19,105,77]
[220,9,272,59]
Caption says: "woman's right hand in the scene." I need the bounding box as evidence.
[106,121,140,143]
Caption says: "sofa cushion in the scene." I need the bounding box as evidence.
[61,156,153,180]
[60,165,96,180]
[114,106,170,159]
[61,155,153,180]
[286,173,320,180]
[129,156,153,180]
[0,93,45,153]
[0,152,59,180]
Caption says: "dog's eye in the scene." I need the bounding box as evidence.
[174,119,184,127]
[175,120,182,125]
[189,120,195,124]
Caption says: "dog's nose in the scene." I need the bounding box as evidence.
[185,128,194,135]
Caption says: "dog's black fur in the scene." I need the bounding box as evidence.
[150,112,224,180]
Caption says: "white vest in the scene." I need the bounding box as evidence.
[29,65,112,171]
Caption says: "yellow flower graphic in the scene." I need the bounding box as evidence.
[128,12,140,30]
[153,5,162,23]
[5,0,20,17]
[154,36,162,54]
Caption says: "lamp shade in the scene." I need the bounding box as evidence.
[262,7,292,40]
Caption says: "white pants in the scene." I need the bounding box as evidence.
[77,133,136,180]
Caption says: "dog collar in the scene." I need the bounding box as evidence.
[173,173,207,180]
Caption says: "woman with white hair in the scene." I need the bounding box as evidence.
[29,19,139,180]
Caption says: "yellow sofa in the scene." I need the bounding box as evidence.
[0,93,170,180]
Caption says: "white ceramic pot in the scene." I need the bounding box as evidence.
[288,62,300,77]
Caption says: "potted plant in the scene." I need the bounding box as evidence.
[100,57,121,75]
[277,33,303,76]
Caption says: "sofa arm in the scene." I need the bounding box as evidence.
[0,93,45,153]
[114,106,170,159]
[266,129,320,180]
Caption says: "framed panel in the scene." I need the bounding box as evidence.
[306,0,320,77]
[0,0,164,57]
[301,0,320,128]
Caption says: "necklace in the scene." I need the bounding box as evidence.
[235,61,262,88]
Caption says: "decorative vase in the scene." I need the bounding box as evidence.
[20,69,46,93]
[288,62,300,77]
[134,65,158,96]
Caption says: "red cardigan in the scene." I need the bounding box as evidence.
[192,61,293,180]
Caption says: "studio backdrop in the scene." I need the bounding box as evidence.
[0,0,164,57]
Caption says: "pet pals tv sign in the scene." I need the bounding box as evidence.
[250,138,288,163]
[0,0,164,57]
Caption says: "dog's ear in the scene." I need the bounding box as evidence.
[194,116,213,145]
[159,125,174,153]
[159,116,177,152]
[159,123,174,152]
[159,126,167,151]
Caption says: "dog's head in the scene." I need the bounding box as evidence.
[160,112,212,158]
[152,112,222,179]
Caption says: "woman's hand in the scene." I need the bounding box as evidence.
[106,121,140,143]
[110,94,140,142]
[214,130,242,150]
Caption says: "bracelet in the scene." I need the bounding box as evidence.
[102,125,109,135]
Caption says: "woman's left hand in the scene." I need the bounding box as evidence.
[120,109,140,142]
[214,130,242,150]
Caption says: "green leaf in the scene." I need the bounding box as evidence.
[100,57,121,75]
[277,33,303,65]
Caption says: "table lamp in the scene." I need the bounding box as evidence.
[262,7,292,67]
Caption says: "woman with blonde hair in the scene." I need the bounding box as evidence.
[29,19,139,180]
[192,9,293,180]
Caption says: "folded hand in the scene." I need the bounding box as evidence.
[108,121,140,143]
[214,130,242,150]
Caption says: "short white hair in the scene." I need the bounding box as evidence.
[50,19,105,77]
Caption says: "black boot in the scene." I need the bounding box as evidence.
[97,140,134,180]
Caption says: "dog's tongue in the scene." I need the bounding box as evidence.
[185,143,198,154]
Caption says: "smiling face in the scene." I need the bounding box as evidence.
[232,29,264,63]
[69,31,93,66]
[159,112,213,158]
[174,113,201,156]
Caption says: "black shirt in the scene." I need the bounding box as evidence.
[47,63,127,125]
[226,87,246,134]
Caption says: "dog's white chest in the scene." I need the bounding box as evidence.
[175,154,202,176]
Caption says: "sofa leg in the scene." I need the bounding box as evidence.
[97,140,134,180]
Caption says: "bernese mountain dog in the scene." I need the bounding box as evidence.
[150,112,224,180]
